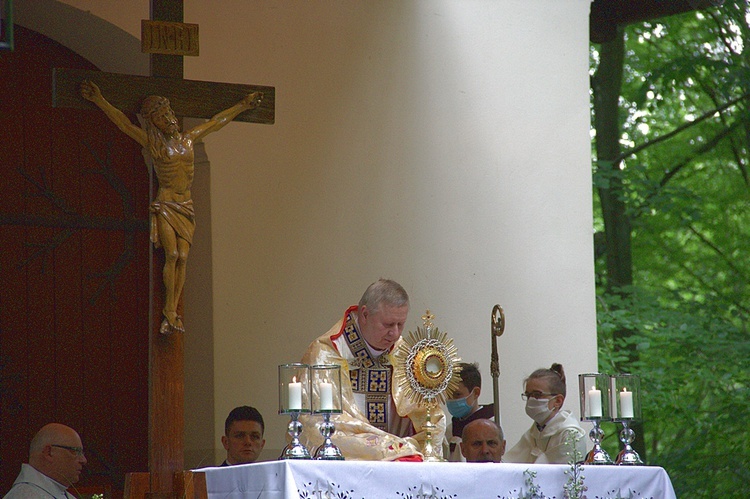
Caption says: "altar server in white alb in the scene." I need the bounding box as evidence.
[504,363,587,464]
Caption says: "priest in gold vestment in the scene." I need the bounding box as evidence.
[300,279,445,461]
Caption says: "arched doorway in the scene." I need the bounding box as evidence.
[0,26,149,495]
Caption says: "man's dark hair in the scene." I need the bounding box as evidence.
[225,406,264,435]
[458,362,482,391]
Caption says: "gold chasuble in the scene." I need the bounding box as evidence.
[300,306,445,461]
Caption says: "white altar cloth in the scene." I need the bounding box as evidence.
[197,460,676,499]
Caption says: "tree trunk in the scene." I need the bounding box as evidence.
[592,27,647,460]
[593,28,632,294]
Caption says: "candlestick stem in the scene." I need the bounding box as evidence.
[279,412,311,460]
[615,419,643,465]
[313,412,344,460]
[583,418,612,465]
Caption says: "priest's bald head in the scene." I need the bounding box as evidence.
[460,419,506,463]
[29,423,87,485]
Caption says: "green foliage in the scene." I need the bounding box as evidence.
[591,1,750,497]
[597,289,750,497]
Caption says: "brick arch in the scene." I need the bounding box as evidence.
[0,26,149,496]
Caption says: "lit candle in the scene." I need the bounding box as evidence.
[288,376,302,411]
[320,380,333,411]
[588,386,603,418]
[619,387,634,418]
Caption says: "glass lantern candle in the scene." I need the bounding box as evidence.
[611,373,643,465]
[311,364,344,460]
[578,373,613,464]
[278,363,311,459]
[311,364,342,413]
[612,374,640,421]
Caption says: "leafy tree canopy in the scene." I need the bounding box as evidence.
[591,1,750,496]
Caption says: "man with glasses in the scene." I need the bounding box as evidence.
[3,423,87,498]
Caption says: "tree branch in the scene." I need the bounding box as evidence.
[688,224,749,283]
[617,92,750,164]
[659,119,742,187]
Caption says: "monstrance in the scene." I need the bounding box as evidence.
[394,310,461,462]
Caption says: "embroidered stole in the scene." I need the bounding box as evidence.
[343,311,392,431]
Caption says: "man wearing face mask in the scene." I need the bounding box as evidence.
[444,362,495,462]
[503,363,587,464]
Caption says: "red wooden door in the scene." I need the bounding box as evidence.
[0,26,149,496]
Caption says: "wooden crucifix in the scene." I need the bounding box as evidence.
[51,1,274,497]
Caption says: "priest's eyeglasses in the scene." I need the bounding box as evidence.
[51,444,85,457]
[521,391,557,400]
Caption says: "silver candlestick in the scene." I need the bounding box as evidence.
[280,412,311,460]
[311,364,344,460]
[612,373,643,465]
[578,373,613,465]
[278,363,312,460]
[313,412,343,460]
[615,419,643,465]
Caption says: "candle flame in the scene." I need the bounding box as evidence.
[622,387,629,392]
[292,376,297,383]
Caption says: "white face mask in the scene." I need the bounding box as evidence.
[525,397,555,425]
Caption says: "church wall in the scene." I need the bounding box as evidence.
[185,0,597,461]
[29,0,596,464]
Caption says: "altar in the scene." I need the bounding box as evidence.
[197,460,677,498]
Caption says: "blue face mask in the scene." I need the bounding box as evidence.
[446,396,473,419]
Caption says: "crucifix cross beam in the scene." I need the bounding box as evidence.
[52,67,275,124]
[52,0,273,122]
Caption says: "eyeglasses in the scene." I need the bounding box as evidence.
[521,391,557,401]
[51,444,85,457]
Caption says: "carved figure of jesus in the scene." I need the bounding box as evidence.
[81,80,262,334]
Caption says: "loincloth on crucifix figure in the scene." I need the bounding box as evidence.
[81,80,262,335]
